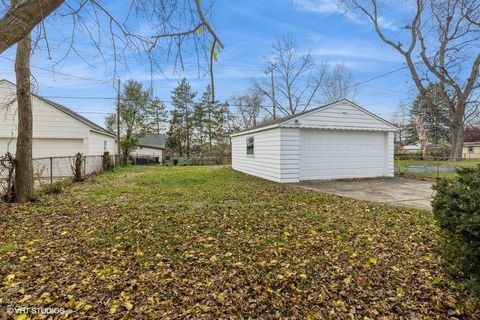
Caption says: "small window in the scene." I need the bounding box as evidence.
[246,137,254,155]
[468,146,474,153]
[103,140,107,152]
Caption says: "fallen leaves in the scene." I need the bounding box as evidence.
[0,166,476,318]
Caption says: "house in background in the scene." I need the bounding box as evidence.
[0,79,117,158]
[463,142,480,159]
[130,133,165,164]
[230,99,397,183]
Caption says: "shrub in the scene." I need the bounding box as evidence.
[428,144,452,160]
[39,179,73,195]
[432,166,480,297]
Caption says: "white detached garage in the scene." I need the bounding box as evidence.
[231,100,397,183]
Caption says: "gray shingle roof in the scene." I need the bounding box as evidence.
[138,133,165,149]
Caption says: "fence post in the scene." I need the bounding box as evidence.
[49,157,53,183]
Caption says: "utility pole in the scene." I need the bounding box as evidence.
[116,79,121,165]
[265,64,277,119]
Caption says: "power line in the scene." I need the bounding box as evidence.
[0,55,106,82]
[43,96,116,100]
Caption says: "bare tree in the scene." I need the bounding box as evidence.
[0,1,223,202]
[0,0,64,53]
[13,0,35,202]
[390,101,409,145]
[253,36,328,116]
[343,0,480,158]
[253,36,356,117]
[321,62,357,103]
[231,87,265,129]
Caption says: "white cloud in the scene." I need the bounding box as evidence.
[293,0,340,14]
[309,46,402,63]
[292,0,398,31]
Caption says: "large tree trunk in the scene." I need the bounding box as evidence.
[0,0,64,53]
[414,116,429,158]
[14,31,35,202]
[450,115,465,160]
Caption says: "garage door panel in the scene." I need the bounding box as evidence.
[33,138,84,158]
[300,130,386,180]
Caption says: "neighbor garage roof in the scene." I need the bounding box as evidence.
[138,133,165,149]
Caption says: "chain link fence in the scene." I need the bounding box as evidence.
[1,154,120,192]
[395,154,480,178]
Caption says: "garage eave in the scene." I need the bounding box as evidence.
[229,124,280,137]
[279,124,396,131]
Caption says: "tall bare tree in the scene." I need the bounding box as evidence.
[321,62,356,103]
[231,87,265,129]
[0,1,223,202]
[13,1,34,202]
[343,0,480,158]
[0,0,64,53]
[253,36,355,117]
[253,37,327,116]
[390,101,409,145]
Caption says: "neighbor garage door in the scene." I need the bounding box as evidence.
[299,129,387,180]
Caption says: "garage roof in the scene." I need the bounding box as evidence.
[231,99,397,137]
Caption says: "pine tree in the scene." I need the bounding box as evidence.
[166,109,183,156]
[146,97,168,134]
[406,84,451,146]
[193,101,207,156]
[168,78,196,157]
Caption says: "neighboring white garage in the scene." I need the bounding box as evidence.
[231,99,397,183]
[0,79,117,158]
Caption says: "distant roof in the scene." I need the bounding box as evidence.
[464,142,480,146]
[0,79,115,137]
[138,133,165,149]
[231,99,397,136]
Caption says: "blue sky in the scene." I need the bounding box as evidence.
[0,0,417,127]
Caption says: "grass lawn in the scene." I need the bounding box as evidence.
[0,166,476,318]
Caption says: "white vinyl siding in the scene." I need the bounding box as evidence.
[0,80,116,158]
[299,130,389,180]
[232,128,282,182]
[230,100,396,183]
[87,131,117,156]
[131,147,163,158]
[279,128,300,183]
[0,138,84,158]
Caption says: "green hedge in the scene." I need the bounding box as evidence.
[432,166,480,297]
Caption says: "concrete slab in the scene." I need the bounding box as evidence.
[295,177,434,211]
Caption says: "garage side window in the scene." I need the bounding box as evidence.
[246,137,254,155]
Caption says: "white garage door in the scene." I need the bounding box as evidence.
[1,138,85,158]
[300,130,387,180]
[32,138,84,158]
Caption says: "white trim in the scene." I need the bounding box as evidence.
[230,123,280,137]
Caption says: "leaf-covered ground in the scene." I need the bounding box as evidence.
[0,166,477,319]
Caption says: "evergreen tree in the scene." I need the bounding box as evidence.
[167,78,196,157]
[406,84,452,146]
[193,100,207,155]
[145,97,168,134]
